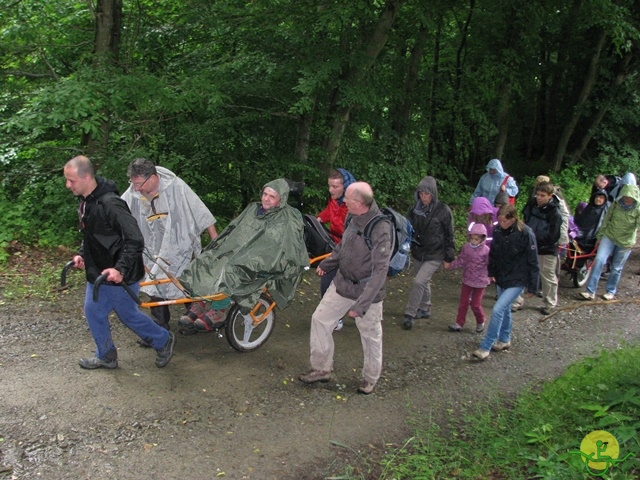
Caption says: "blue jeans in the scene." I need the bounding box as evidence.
[480,286,524,351]
[83,282,170,361]
[585,235,632,296]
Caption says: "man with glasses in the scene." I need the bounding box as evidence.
[122,158,217,335]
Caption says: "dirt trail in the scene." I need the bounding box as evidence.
[1,253,640,479]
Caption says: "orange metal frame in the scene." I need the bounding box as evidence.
[137,253,331,326]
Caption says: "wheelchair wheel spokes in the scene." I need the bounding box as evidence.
[574,258,594,288]
[225,293,276,352]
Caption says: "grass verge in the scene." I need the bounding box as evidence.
[342,345,640,479]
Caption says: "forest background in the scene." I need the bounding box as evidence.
[1,0,639,258]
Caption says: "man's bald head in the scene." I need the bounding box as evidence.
[344,182,374,215]
[65,155,95,179]
[64,155,97,198]
[347,182,374,206]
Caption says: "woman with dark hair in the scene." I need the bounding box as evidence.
[472,205,539,360]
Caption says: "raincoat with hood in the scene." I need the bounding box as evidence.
[179,179,309,312]
[470,159,518,205]
[609,172,638,202]
[467,197,497,244]
[407,176,455,263]
[574,189,610,247]
[449,223,490,288]
[597,184,640,248]
[121,166,216,299]
[317,168,356,244]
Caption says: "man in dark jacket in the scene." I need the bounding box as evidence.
[299,182,392,395]
[520,181,562,315]
[64,156,175,370]
[403,176,455,330]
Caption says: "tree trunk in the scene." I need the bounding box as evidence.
[494,80,511,159]
[543,0,582,164]
[82,0,122,155]
[569,49,634,165]
[94,0,122,62]
[455,0,474,93]
[294,111,314,176]
[390,24,429,140]
[427,16,442,165]
[552,30,606,172]
[322,0,404,166]
[449,0,475,169]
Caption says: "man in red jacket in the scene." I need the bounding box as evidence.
[317,168,356,331]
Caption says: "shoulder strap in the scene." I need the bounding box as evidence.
[361,214,392,251]
[501,175,510,188]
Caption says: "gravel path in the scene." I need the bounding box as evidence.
[1,252,639,479]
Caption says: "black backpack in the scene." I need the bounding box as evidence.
[303,214,336,264]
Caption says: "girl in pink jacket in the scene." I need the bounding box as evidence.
[446,223,490,332]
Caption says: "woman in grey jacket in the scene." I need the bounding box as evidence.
[403,176,455,330]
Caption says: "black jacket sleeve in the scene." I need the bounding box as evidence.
[103,196,145,284]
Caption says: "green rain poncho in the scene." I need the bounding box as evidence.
[179,179,309,312]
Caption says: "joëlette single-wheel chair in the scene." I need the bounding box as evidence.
[59,179,336,353]
[60,253,330,353]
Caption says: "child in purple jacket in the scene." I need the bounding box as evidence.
[446,223,490,332]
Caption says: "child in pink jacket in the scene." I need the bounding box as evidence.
[446,223,490,332]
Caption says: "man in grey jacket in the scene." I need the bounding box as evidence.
[299,182,392,395]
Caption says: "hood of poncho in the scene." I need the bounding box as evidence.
[486,159,505,175]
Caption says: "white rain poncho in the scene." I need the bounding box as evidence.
[122,166,216,299]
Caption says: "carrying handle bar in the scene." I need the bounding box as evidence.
[92,273,142,305]
[60,260,75,287]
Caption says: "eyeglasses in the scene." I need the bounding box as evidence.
[129,176,151,189]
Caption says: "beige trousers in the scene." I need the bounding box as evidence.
[309,283,383,384]
[512,254,558,309]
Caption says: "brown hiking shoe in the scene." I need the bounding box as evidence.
[472,349,490,360]
[357,381,376,395]
[491,341,511,352]
[299,370,332,384]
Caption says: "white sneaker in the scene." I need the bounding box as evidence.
[579,292,595,300]
[334,319,344,331]
[602,292,615,301]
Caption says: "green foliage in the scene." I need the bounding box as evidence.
[0,247,81,301]
[1,0,639,250]
[374,345,640,479]
[518,165,593,216]
[0,169,78,253]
